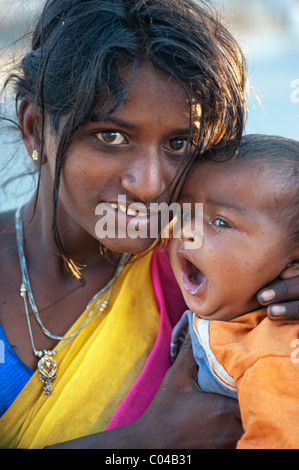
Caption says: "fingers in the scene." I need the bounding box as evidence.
[258,276,299,320]
[173,335,197,372]
[178,332,192,351]
[166,335,199,389]
[266,301,299,321]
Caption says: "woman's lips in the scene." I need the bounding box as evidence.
[109,202,160,227]
[96,201,160,238]
[180,255,206,296]
[110,203,149,217]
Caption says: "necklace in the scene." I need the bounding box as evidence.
[16,208,129,396]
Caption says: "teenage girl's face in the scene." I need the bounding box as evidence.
[43,64,194,254]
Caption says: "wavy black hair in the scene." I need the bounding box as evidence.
[5,0,247,278]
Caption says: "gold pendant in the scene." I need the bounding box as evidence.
[38,354,58,396]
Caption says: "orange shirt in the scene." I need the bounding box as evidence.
[207,310,299,449]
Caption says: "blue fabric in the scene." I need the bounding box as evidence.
[0,323,34,417]
[171,310,238,399]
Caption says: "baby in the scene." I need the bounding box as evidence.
[169,134,299,449]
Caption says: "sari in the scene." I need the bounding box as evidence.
[0,249,185,448]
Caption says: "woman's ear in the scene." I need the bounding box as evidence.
[18,99,47,164]
[280,258,299,280]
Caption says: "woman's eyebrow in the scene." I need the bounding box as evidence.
[89,115,195,135]
[90,115,138,130]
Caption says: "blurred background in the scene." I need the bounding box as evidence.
[0,0,298,211]
[218,0,299,140]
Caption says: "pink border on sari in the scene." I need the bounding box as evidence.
[106,248,186,430]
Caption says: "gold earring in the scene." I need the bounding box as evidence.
[99,243,107,256]
[32,150,39,161]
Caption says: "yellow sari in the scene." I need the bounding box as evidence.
[0,251,165,448]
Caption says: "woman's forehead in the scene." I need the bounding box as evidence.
[94,65,191,123]
[97,64,202,128]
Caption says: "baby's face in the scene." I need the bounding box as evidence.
[169,159,291,320]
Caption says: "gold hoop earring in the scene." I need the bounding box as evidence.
[32,150,39,161]
[99,243,108,256]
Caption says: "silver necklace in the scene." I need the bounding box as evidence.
[16,208,129,395]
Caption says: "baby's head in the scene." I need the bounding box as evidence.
[169,134,299,320]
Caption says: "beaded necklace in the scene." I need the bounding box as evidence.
[16,208,129,395]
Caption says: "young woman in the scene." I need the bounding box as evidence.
[0,0,297,449]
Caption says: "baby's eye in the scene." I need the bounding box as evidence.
[95,130,127,145]
[209,217,233,230]
[164,138,189,155]
[181,210,194,223]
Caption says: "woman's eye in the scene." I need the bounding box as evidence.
[165,138,189,155]
[95,131,127,145]
[210,217,233,230]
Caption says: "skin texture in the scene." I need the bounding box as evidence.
[169,159,299,321]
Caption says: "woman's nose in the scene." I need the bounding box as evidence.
[121,147,170,203]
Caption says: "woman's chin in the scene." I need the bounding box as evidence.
[99,236,158,255]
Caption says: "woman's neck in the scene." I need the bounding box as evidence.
[22,193,120,284]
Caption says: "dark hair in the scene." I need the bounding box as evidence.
[204,133,299,246]
[5,0,247,278]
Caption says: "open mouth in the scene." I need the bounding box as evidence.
[180,256,206,296]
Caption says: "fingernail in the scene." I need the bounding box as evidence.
[259,289,276,303]
[269,306,286,317]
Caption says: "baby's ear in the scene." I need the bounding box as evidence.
[280,259,299,280]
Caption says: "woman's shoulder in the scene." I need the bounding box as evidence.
[0,208,15,224]
[0,209,17,250]
[0,208,24,331]
[0,209,19,284]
